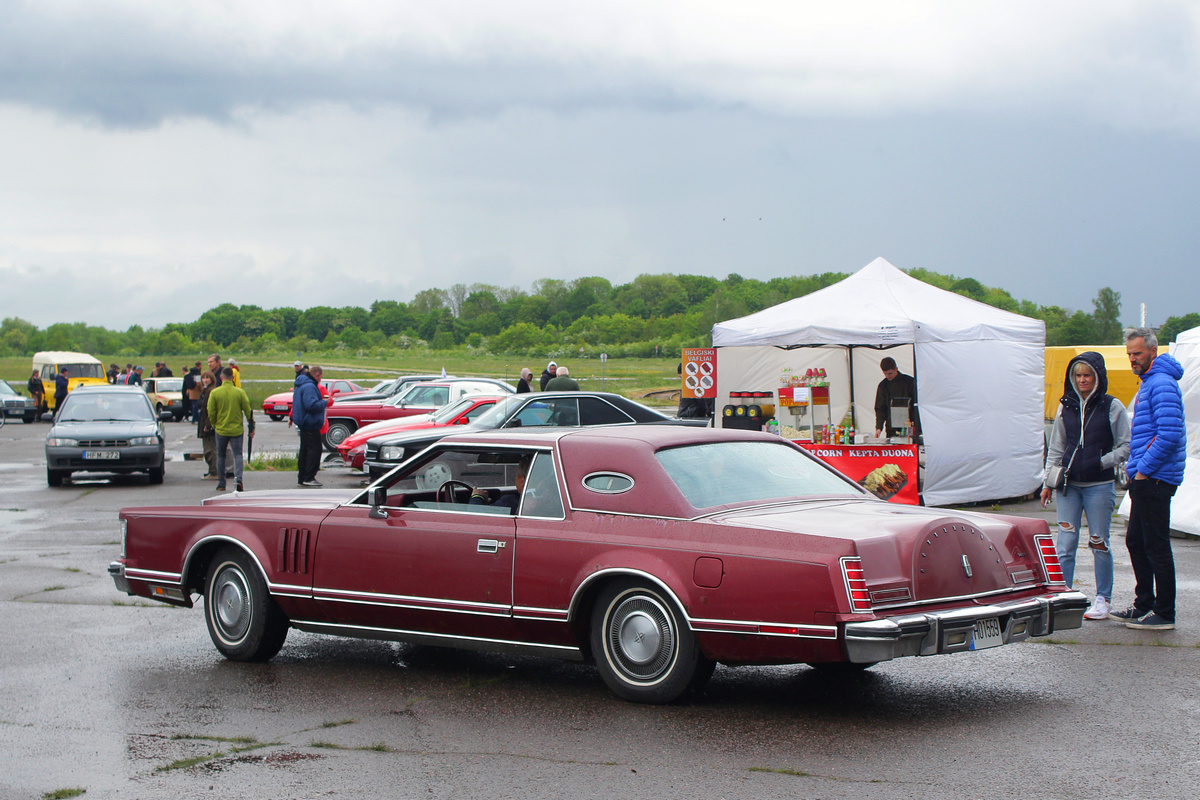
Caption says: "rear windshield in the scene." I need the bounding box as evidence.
[656,441,861,509]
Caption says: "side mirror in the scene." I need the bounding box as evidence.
[367,485,388,519]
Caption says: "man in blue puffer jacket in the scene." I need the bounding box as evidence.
[1112,328,1187,630]
[292,365,328,488]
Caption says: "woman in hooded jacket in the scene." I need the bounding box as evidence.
[1041,351,1131,620]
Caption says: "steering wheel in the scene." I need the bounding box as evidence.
[437,480,474,504]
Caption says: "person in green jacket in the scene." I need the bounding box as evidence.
[207,366,255,492]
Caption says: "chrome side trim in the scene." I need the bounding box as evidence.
[690,617,838,640]
[843,590,1088,664]
[290,619,584,662]
[313,587,511,617]
[514,605,570,622]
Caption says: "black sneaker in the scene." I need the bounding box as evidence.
[1109,605,1147,622]
[301,479,322,488]
[1126,612,1175,631]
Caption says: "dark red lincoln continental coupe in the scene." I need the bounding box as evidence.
[111,426,1086,704]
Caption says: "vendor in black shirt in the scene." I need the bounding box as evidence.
[873,357,921,439]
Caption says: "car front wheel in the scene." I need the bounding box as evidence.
[590,580,713,704]
[323,419,355,451]
[268,414,283,422]
[204,546,288,661]
[47,468,68,487]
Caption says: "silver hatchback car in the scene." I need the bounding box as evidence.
[45,384,165,486]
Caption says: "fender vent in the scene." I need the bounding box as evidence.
[278,527,312,574]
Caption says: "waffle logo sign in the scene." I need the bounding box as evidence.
[682,348,716,398]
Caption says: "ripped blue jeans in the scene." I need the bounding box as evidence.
[1055,481,1115,600]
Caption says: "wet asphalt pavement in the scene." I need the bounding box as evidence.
[2,417,1200,799]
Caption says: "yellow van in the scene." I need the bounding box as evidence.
[33,351,108,410]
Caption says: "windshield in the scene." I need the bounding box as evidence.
[58,393,153,422]
[656,441,862,509]
[431,395,484,423]
[472,395,527,429]
[152,378,183,391]
[394,384,450,407]
[0,382,17,396]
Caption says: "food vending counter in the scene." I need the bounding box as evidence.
[796,442,920,505]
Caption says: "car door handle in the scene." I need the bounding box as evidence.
[477,539,505,553]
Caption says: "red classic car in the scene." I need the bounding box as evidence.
[335,394,502,471]
[110,426,1085,704]
[262,378,366,421]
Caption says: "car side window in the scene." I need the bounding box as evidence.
[578,397,634,425]
[464,404,492,423]
[513,402,553,427]
[520,453,564,518]
[543,398,579,426]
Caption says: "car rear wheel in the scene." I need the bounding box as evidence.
[47,468,68,487]
[323,419,355,451]
[204,546,289,661]
[590,580,713,704]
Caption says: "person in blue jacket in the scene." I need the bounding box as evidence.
[1111,328,1187,630]
[292,365,328,488]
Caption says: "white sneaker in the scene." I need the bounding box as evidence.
[1084,596,1111,620]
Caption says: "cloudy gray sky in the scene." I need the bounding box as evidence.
[2,1,1197,331]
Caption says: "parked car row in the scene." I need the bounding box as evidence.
[361,390,708,478]
[261,378,368,421]
[322,377,514,450]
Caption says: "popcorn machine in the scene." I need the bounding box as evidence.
[777,369,832,442]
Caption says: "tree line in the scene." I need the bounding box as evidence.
[2,271,1197,359]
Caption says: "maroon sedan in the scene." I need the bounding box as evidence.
[110,426,1085,704]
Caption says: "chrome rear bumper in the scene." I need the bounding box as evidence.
[843,590,1088,664]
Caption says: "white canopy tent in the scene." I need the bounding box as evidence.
[712,258,1047,507]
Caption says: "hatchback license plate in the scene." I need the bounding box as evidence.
[969,617,1003,650]
[83,450,120,460]
[273,404,289,411]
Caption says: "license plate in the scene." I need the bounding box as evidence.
[83,450,120,460]
[969,617,1003,650]
[273,404,289,411]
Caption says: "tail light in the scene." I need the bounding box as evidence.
[1034,534,1066,585]
[840,556,872,613]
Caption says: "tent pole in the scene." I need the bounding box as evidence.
[847,346,856,431]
